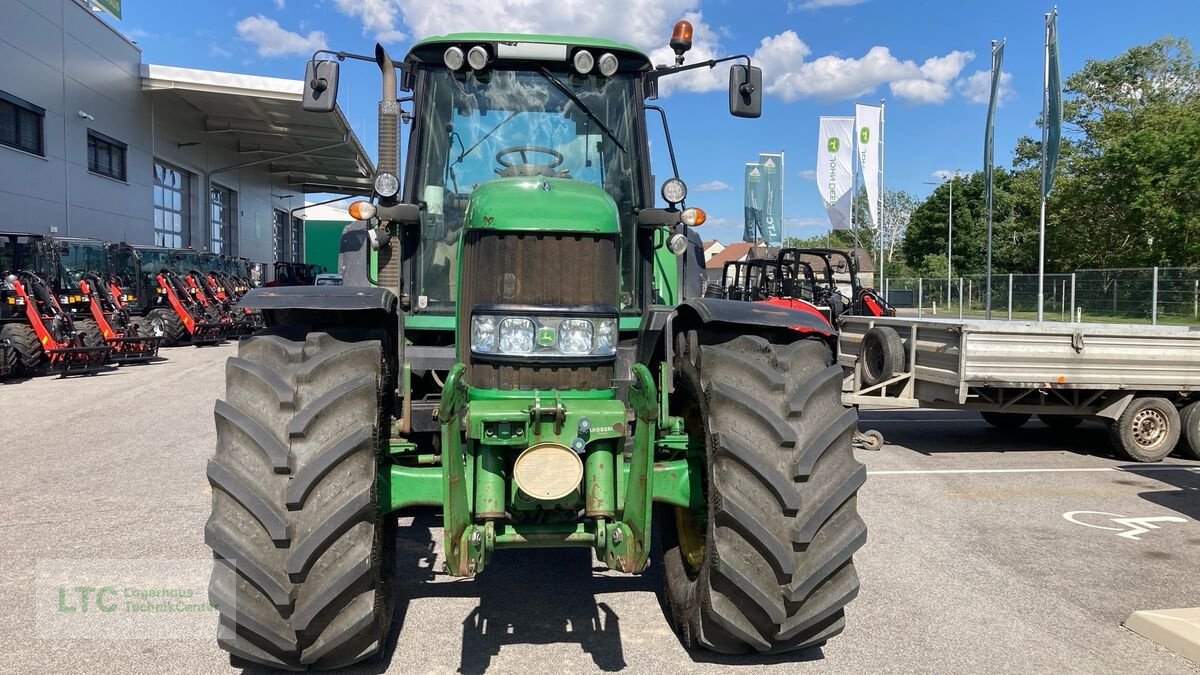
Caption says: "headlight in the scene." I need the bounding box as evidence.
[498,317,535,354]
[471,315,496,353]
[558,319,593,354]
[471,311,618,360]
[661,178,687,205]
[373,172,399,198]
[596,319,616,354]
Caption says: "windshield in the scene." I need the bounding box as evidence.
[173,252,201,274]
[411,67,642,314]
[58,241,108,288]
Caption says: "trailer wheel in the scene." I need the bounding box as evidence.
[859,326,904,388]
[206,330,393,670]
[980,412,1031,429]
[1109,397,1180,463]
[146,308,186,347]
[0,323,45,376]
[1178,402,1200,460]
[73,318,103,347]
[1038,414,1082,430]
[662,332,866,654]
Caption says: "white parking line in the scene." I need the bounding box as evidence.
[868,466,1200,476]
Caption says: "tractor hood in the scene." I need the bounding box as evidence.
[463,177,620,236]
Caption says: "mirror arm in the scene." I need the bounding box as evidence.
[645,53,754,91]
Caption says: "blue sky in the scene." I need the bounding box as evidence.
[104,0,1200,244]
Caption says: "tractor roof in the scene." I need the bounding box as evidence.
[406,32,653,71]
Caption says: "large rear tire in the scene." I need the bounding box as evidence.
[206,330,393,670]
[662,332,866,654]
[146,308,187,347]
[0,323,45,376]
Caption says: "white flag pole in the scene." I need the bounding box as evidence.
[780,149,786,244]
[878,99,886,290]
[1037,12,1050,321]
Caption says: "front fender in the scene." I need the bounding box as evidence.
[676,297,834,338]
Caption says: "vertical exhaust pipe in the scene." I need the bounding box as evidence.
[373,44,401,290]
[375,44,400,184]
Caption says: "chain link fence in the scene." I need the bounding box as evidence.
[881,267,1200,325]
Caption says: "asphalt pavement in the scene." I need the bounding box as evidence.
[2,345,1199,673]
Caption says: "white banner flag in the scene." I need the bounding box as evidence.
[817,116,854,231]
[855,103,881,229]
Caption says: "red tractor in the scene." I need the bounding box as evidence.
[106,243,227,347]
[0,233,111,375]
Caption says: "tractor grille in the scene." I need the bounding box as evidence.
[459,230,617,390]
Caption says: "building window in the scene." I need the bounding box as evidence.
[211,185,235,255]
[87,130,126,181]
[153,161,188,248]
[291,217,303,263]
[272,209,288,261]
[0,90,45,156]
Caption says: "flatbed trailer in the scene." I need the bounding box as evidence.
[837,315,1200,462]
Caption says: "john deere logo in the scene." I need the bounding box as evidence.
[827,137,840,153]
[860,127,870,144]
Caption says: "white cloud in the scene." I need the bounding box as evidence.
[890,78,951,104]
[957,69,1014,105]
[235,15,327,57]
[210,43,233,58]
[919,50,974,82]
[789,0,866,10]
[273,0,286,8]
[798,169,817,180]
[785,216,827,227]
[334,0,406,42]
[694,180,731,192]
[752,32,972,103]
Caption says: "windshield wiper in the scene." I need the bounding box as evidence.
[535,66,625,153]
[453,111,520,166]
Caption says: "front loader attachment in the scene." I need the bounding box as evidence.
[103,333,162,363]
[46,336,112,376]
[189,321,228,346]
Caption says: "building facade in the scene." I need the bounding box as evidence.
[1,0,370,270]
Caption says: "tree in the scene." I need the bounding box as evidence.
[904,37,1200,274]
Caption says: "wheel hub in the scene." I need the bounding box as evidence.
[1132,408,1168,448]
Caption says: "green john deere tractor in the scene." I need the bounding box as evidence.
[206,22,866,670]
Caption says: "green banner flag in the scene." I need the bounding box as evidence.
[984,40,1004,209]
[1042,9,1061,197]
[95,0,122,19]
[759,153,783,245]
[743,162,763,242]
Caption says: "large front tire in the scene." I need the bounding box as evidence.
[146,308,187,347]
[662,332,867,654]
[0,323,45,376]
[205,330,393,670]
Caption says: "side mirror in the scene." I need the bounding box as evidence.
[729,65,762,119]
[303,59,340,113]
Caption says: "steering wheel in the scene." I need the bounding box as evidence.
[495,145,564,168]
[495,145,564,170]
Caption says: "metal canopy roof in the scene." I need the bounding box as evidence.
[141,64,374,195]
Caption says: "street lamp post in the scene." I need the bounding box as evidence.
[925,170,958,306]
